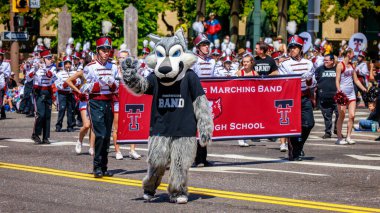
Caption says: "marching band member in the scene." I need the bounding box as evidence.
[28,47,57,144]
[277,35,315,161]
[214,49,236,77]
[191,33,215,167]
[55,49,79,132]
[0,40,11,120]
[67,31,118,177]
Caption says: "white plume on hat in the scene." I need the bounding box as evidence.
[149,41,155,49]
[68,37,74,45]
[246,41,250,49]
[225,48,232,56]
[264,37,273,45]
[66,46,72,56]
[192,21,204,35]
[143,40,148,47]
[340,40,347,47]
[82,42,88,52]
[273,40,280,51]
[378,43,380,50]
[37,38,43,46]
[119,43,130,54]
[43,38,51,49]
[102,20,112,35]
[0,40,2,48]
[214,39,220,49]
[228,42,236,50]
[75,42,81,52]
[85,41,91,50]
[286,21,297,35]
[314,38,321,46]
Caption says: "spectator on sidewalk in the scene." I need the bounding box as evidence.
[204,12,221,44]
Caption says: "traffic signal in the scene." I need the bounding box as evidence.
[16,0,27,8]
[12,0,29,13]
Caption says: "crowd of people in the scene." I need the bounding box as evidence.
[1,15,380,179]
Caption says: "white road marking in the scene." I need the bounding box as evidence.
[0,145,8,148]
[208,154,380,171]
[346,154,380,161]
[190,166,329,177]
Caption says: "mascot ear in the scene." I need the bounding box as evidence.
[148,34,162,44]
[175,28,187,51]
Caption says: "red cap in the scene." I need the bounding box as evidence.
[358,51,367,58]
[245,48,252,53]
[211,48,221,56]
[193,34,210,47]
[37,45,46,52]
[223,56,233,63]
[142,47,150,54]
[0,48,6,54]
[268,45,274,52]
[40,49,52,58]
[271,51,283,60]
[288,35,304,48]
[96,36,112,49]
[63,55,72,63]
[73,52,81,59]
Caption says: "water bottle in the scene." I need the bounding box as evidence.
[371,122,378,132]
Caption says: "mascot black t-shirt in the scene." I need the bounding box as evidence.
[145,70,205,137]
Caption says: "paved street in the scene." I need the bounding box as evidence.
[1,109,380,212]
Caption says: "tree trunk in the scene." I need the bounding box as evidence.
[277,0,288,40]
[196,0,206,20]
[230,0,239,45]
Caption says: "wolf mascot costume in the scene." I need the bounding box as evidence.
[121,29,213,204]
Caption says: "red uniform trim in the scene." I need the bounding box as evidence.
[91,82,101,93]
[33,85,52,90]
[89,94,113,101]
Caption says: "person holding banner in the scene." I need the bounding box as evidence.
[335,48,367,145]
[277,35,315,161]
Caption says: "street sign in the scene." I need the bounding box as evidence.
[29,0,40,8]
[1,32,29,41]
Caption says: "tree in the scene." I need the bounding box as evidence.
[320,0,380,23]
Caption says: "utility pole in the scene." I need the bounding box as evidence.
[253,0,261,46]
[307,0,320,41]
[10,0,20,83]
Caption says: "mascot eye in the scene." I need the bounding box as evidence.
[156,51,164,58]
[172,50,181,57]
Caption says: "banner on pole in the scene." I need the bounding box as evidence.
[117,75,301,144]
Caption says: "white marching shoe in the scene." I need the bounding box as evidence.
[129,151,142,160]
[75,140,82,154]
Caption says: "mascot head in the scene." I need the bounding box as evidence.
[145,29,197,86]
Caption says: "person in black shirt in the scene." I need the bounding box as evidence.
[254,41,278,76]
[315,54,338,138]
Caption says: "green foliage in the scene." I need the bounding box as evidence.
[320,0,380,23]
[288,0,308,24]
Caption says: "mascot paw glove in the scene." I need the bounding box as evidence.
[199,133,212,147]
[121,57,139,75]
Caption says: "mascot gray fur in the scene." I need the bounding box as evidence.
[121,29,213,204]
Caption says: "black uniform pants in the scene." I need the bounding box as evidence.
[88,99,113,172]
[319,99,338,135]
[0,89,5,119]
[288,96,315,160]
[33,89,52,139]
[194,142,208,164]
[56,93,76,129]
[22,81,34,114]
